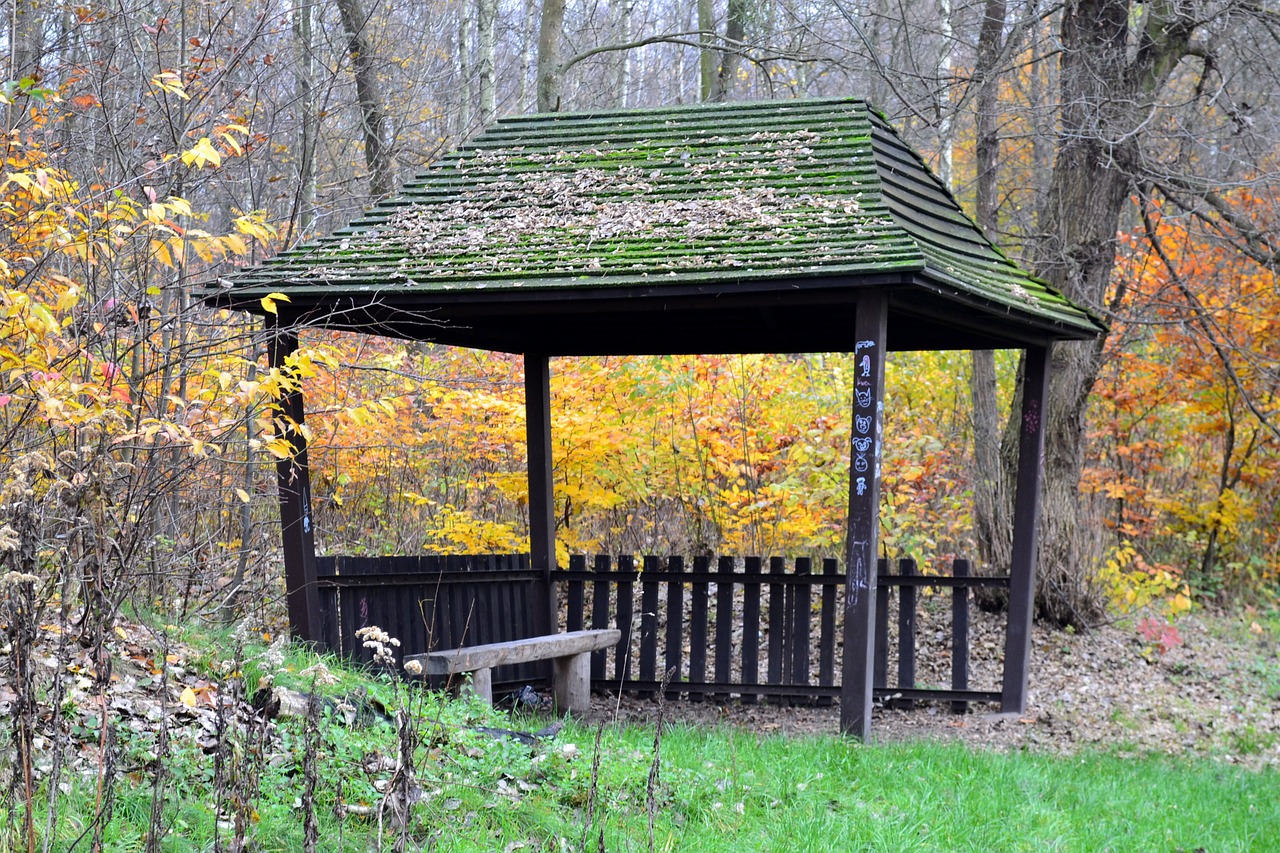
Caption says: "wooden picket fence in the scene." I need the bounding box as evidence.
[313,553,1009,707]
[562,554,1006,708]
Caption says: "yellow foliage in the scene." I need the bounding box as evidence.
[1096,541,1192,618]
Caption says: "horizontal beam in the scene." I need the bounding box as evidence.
[315,570,542,587]
[589,680,1001,705]
[876,574,1009,589]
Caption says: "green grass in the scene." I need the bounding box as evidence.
[3,625,1276,852]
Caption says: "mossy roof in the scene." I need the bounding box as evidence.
[202,98,1104,353]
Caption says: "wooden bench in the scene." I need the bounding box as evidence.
[404,629,620,715]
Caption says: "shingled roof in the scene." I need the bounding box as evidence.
[202,98,1104,353]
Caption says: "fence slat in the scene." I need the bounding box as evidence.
[639,556,661,699]
[791,557,812,704]
[664,556,685,701]
[714,556,735,702]
[897,557,917,710]
[767,556,786,702]
[817,558,838,707]
[567,554,586,632]
[615,555,636,683]
[590,555,612,680]
[688,556,710,703]
[951,558,970,715]
[741,556,763,703]
[874,558,889,689]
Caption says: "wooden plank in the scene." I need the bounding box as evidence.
[842,289,887,739]
[875,574,1010,589]
[639,556,661,699]
[896,558,917,710]
[615,555,635,683]
[408,629,622,674]
[587,680,1000,705]
[767,556,786,702]
[792,557,812,704]
[1003,346,1050,713]
[952,558,971,715]
[741,556,762,703]
[688,556,709,702]
[566,555,586,632]
[817,558,838,706]
[590,555,612,680]
[664,556,685,701]
[559,567,846,585]
[874,558,889,689]
[714,556,735,701]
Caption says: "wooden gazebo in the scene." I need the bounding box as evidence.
[201,98,1104,738]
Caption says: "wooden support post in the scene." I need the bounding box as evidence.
[269,320,321,643]
[841,289,887,739]
[525,353,558,632]
[1002,345,1050,713]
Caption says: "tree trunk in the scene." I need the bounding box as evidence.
[334,0,396,199]
[968,0,1012,597]
[459,0,474,131]
[9,0,44,82]
[478,0,498,124]
[536,0,567,111]
[1021,0,1194,626]
[291,0,320,242]
[706,0,749,103]
[698,0,715,101]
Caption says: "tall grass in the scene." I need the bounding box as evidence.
[2,614,1274,852]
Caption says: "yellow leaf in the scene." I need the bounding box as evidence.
[260,291,290,315]
[221,233,247,256]
[235,488,251,503]
[181,137,222,169]
[179,687,198,708]
[152,239,173,268]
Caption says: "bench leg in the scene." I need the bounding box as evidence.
[552,652,590,715]
[464,667,493,705]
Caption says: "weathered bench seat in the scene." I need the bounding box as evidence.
[404,628,620,715]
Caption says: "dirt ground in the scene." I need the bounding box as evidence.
[579,606,1280,770]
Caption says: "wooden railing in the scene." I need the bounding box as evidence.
[562,554,1006,707]
[314,552,1009,708]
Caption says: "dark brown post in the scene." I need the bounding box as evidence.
[689,555,710,701]
[896,557,916,710]
[741,556,762,703]
[524,353,558,632]
[841,289,887,738]
[874,558,889,689]
[639,555,660,698]
[664,556,685,700]
[1002,345,1050,712]
[269,319,321,643]
[951,558,970,714]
